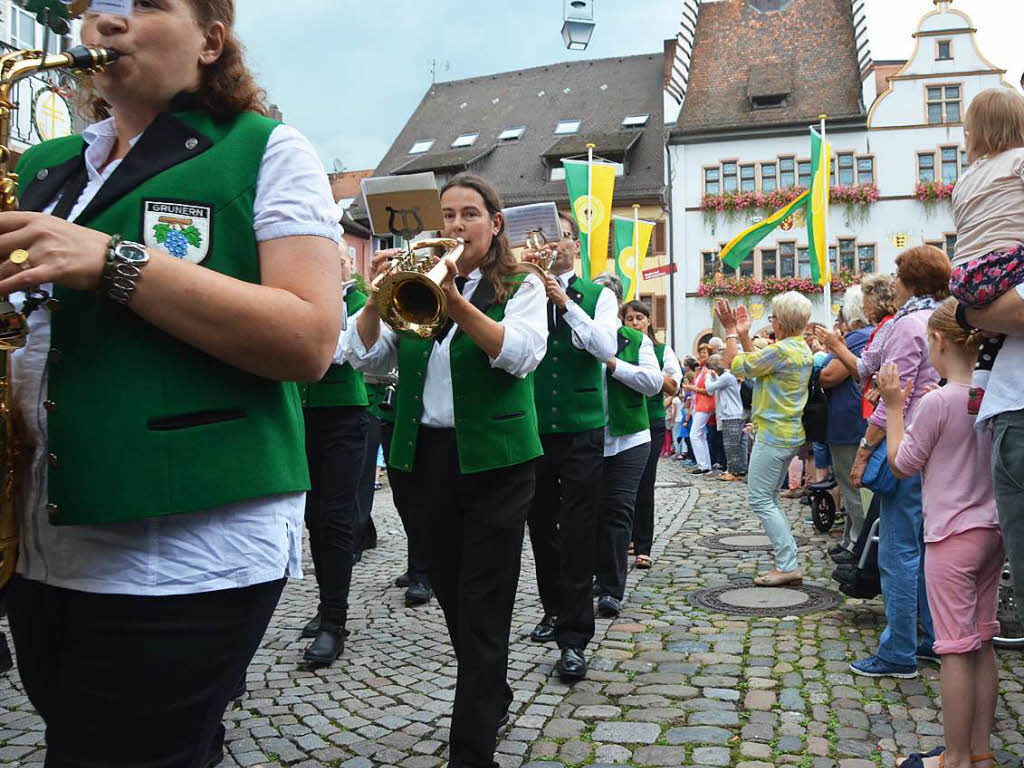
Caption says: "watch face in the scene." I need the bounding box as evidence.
[119,244,148,263]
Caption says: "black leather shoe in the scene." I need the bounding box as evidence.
[596,595,621,618]
[301,610,323,639]
[498,684,514,728]
[557,647,587,682]
[303,622,348,666]
[827,544,845,556]
[394,571,411,588]
[831,550,857,565]
[530,614,557,643]
[405,581,432,606]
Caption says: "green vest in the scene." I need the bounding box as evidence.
[533,277,606,435]
[367,381,395,422]
[646,343,667,423]
[16,110,309,526]
[389,276,542,474]
[607,326,649,437]
[298,289,368,408]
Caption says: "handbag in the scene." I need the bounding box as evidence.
[801,368,828,443]
[861,439,898,496]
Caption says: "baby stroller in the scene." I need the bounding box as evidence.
[830,495,881,599]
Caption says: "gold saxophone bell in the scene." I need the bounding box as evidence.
[372,238,466,339]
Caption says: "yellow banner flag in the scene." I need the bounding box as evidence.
[564,159,617,279]
[613,215,655,302]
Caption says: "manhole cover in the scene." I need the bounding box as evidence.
[686,579,842,617]
[697,532,809,551]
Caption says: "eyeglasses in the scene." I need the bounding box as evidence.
[561,231,575,240]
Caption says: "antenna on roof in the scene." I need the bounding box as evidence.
[430,58,451,84]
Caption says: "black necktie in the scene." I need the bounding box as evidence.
[435,276,469,344]
[548,277,566,332]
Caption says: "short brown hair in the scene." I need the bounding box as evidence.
[83,0,268,122]
[965,88,1024,160]
[895,246,952,300]
[697,343,711,355]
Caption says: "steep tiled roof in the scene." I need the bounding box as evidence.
[672,0,864,137]
[354,52,666,218]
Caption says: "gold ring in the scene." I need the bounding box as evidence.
[10,249,29,269]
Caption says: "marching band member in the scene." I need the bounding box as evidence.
[591,275,663,618]
[526,212,618,682]
[622,300,681,570]
[0,1,342,764]
[347,173,547,768]
[297,248,369,665]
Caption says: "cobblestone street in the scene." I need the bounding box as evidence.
[2,458,1023,767]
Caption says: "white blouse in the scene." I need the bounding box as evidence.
[13,118,342,596]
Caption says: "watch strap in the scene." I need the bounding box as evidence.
[101,236,147,305]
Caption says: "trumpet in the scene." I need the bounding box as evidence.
[372,238,466,339]
[520,229,556,277]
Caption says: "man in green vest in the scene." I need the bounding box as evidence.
[527,213,620,682]
[297,248,369,666]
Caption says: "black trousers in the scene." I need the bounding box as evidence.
[709,425,726,468]
[7,575,284,768]
[355,415,382,555]
[595,443,649,601]
[415,427,534,768]
[303,405,368,625]
[632,421,666,557]
[382,421,430,585]
[527,428,603,650]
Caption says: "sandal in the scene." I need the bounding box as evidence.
[971,754,996,767]
[635,555,653,569]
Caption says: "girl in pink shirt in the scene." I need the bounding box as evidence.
[878,298,1002,768]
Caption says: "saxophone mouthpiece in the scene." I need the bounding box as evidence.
[63,45,121,71]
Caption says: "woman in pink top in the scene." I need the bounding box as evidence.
[682,343,715,473]
[879,299,1002,768]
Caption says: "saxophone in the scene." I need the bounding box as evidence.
[0,44,120,589]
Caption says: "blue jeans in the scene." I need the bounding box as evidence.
[747,439,800,572]
[876,474,935,667]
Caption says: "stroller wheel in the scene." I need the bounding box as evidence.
[810,491,836,533]
[994,562,1024,649]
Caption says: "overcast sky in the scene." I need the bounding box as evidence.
[235,0,1023,173]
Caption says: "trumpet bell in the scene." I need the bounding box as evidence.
[373,237,464,339]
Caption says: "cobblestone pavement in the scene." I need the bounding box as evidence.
[2,458,1023,767]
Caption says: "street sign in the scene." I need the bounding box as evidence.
[642,263,677,280]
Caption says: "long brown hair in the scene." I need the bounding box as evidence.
[621,299,657,343]
[439,173,528,304]
[81,0,268,122]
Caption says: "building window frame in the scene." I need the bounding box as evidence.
[797,159,812,188]
[779,156,796,189]
[778,241,796,278]
[857,243,876,274]
[939,144,960,184]
[704,165,721,196]
[701,250,722,280]
[835,152,855,187]
[451,132,479,148]
[409,138,435,154]
[759,247,778,279]
[721,160,739,193]
[497,125,526,142]
[554,118,582,135]
[917,150,937,183]
[740,163,756,193]
[856,155,875,185]
[935,39,953,61]
[925,82,962,125]
[760,161,779,193]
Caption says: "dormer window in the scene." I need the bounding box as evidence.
[409,139,434,154]
[498,126,526,142]
[622,114,650,128]
[451,133,478,148]
[554,119,581,135]
[751,94,787,110]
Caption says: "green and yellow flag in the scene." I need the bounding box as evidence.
[719,190,809,269]
[613,215,655,302]
[564,158,617,279]
[807,127,832,285]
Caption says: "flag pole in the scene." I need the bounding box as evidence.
[586,143,595,279]
[632,204,640,302]
[819,114,831,322]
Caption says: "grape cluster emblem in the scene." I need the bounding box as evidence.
[152,216,203,259]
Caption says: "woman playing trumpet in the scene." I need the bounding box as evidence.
[347,173,547,768]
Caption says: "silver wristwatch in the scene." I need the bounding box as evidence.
[859,437,878,451]
[102,236,150,305]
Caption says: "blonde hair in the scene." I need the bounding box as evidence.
[964,88,1024,161]
[771,291,813,335]
[927,298,984,354]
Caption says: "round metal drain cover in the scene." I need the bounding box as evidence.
[697,532,808,552]
[687,579,842,617]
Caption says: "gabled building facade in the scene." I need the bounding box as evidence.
[665,0,1010,353]
[353,53,674,335]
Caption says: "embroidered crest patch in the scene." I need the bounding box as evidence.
[143,201,211,264]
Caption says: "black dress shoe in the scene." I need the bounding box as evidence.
[303,622,348,666]
[827,544,846,556]
[394,571,411,588]
[831,550,857,565]
[596,595,621,618]
[530,614,557,643]
[301,610,323,639]
[498,685,513,728]
[557,647,587,681]
[405,581,432,606]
